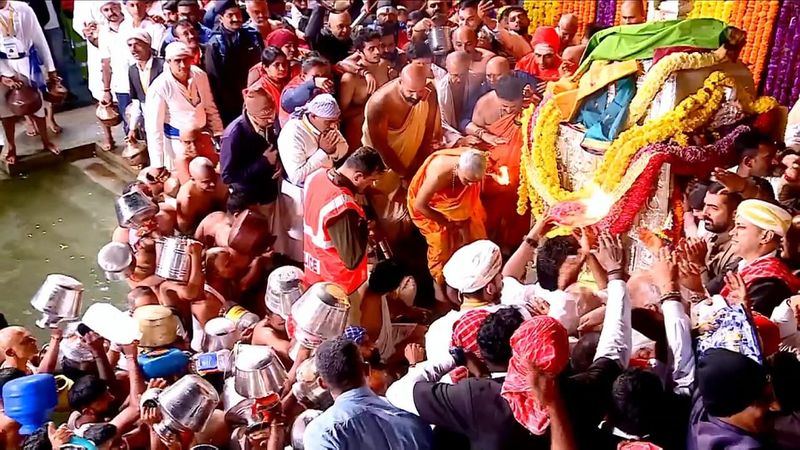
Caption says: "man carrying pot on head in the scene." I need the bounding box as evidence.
[144,41,223,176]
[0,0,61,165]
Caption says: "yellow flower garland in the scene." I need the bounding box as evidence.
[625,50,726,129]
[518,71,777,216]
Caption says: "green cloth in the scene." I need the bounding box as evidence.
[577,18,730,75]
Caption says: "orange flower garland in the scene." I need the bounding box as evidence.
[729,0,780,86]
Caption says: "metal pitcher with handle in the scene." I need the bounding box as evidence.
[153,375,219,441]
[156,237,200,283]
[30,274,84,328]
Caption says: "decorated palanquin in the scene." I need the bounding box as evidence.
[516,18,780,270]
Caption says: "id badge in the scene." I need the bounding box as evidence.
[1,36,19,59]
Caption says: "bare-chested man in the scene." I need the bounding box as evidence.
[468,76,531,252]
[452,26,495,74]
[556,13,579,50]
[339,29,395,150]
[176,157,228,233]
[364,63,441,179]
[363,63,442,243]
[620,0,646,25]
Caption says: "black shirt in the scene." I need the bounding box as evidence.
[204,26,264,125]
[305,5,353,64]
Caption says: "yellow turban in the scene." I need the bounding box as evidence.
[736,199,792,237]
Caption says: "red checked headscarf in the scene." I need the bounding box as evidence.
[501,316,570,435]
[448,309,491,383]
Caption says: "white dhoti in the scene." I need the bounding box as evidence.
[275,179,304,262]
[374,294,416,361]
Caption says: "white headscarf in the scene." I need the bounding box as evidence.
[443,240,502,293]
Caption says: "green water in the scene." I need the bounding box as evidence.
[0,164,128,339]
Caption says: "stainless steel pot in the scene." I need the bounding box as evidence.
[30,274,84,328]
[97,242,133,281]
[156,237,199,283]
[292,357,334,410]
[115,190,158,229]
[154,374,219,441]
[291,282,350,346]
[264,266,304,319]
[428,25,453,55]
[201,317,240,352]
[291,410,323,449]
[222,377,257,426]
[233,344,287,399]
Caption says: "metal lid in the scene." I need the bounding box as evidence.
[204,317,237,337]
[133,305,174,322]
[311,282,349,308]
[97,242,133,272]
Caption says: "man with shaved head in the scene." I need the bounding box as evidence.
[620,0,646,25]
[176,157,229,233]
[363,63,442,244]
[464,56,539,131]
[452,25,495,73]
[408,148,488,299]
[556,13,579,49]
[0,325,61,374]
[305,1,353,63]
[468,76,531,252]
[435,51,483,146]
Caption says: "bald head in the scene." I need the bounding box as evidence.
[399,63,429,105]
[0,326,37,364]
[453,26,478,54]
[562,45,584,65]
[328,11,352,40]
[485,56,511,88]
[620,0,645,25]
[557,13,579,46]
[457,149,488,182]
[445,51,471,82]
[189,156,214,178]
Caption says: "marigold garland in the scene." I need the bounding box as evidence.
[625,51,726,129]
[517,70,777,222]
[522,71,733,209]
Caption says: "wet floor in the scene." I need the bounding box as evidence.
[0,162,129,338]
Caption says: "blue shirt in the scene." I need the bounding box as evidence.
[162,22,213,47]
[304,386,433,450]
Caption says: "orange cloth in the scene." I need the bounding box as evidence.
[516,26,562,82]
[408,148,487,283]
[482,113,531,250]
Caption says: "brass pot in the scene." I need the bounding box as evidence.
[6,84,42,117]
[43,78,68,105]
[96,102,121,127]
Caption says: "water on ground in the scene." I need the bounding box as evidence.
[0,163,128,338]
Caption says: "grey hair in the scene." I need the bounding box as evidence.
[458,149,487,179]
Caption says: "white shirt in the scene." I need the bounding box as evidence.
[0,1,55,79]
[501,277,580,335]
[424,304,502,362]
[144,66,224,168]
[786,99,800,148]
[98,21,131,93]
[43,1,58,30]
[277,115,348,186]
[71,1,103,100]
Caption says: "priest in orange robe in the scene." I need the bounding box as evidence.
[408,148,488,298]
[469,76,531,252]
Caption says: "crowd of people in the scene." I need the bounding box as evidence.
[2,0,800,449]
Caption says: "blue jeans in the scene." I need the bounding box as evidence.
[115,92,131,134]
